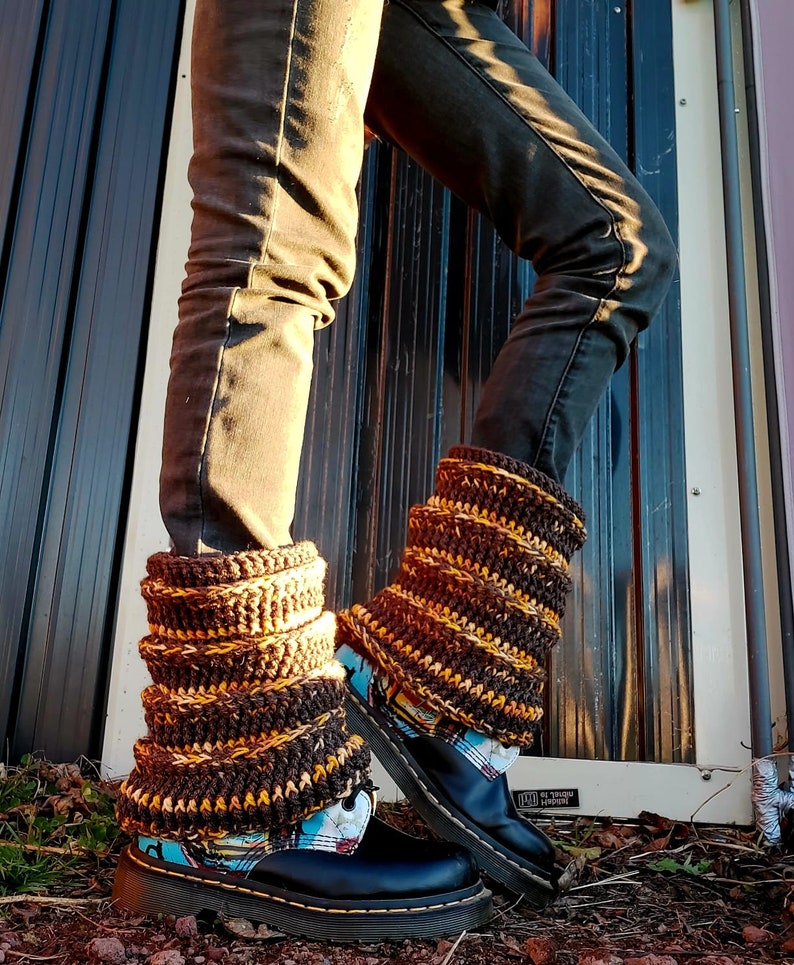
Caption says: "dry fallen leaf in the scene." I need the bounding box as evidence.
[217,914,256,939]
[741,924,772,945]
[524,936,558,964]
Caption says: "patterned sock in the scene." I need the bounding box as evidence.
[117,543,371,842]
[337,446,586,749]
[338,643,518,780]
[137,784,375,872]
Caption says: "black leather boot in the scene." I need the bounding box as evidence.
[113,545,492,940]
[338,447,586,904]
[345,680,558,905]
[114,802,492,941]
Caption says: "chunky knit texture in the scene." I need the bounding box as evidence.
[118,543,370,839]
[337,447,586,747]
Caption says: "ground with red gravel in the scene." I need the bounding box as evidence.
[0,763,792,964]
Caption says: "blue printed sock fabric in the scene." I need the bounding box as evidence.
[137,786,374,873]
[337,644,519,780]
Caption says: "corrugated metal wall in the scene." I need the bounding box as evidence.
[0,0,183,762]
[294,0,692,765]
[3,0,689,769]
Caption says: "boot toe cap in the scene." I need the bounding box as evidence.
[251,816,480,900]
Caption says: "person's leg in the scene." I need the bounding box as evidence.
[338,0,676,902]
[160,0,380,555]
[365,0,676,483]
[113,0,492,939]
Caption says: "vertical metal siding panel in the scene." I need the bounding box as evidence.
[369,156,450,591]
[331,147,453,603]
[606,361,643,759]
[0,2,46,261]
[294,293,364,607]
[0,0,46,751]
[558,408,624,760]
[0,1,112,749]
[631,0,693,762]
[549,0,693,763]
[544,0,641,760]
[603,3,640,760]
[11,0,184,761]
[348,146,397,603]
[293,147,388,607]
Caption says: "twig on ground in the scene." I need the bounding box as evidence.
[67,905,142,933]
[0,841,83,857]
[0,895,103,907]
[489,894,524,921]
[627,842,696,862]
[4,953,67,962]
[440,929,467,965]
[567,870,642,891]
[706,875,789,886]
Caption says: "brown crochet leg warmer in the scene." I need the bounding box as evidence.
[117,542,370,839]
[337,446,586,747]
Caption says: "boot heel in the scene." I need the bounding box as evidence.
[112,846,211,919]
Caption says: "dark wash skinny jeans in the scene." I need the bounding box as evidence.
[160,0,678,556]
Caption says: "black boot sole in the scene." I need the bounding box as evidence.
[113,844,493,942]
[345,690,557,906]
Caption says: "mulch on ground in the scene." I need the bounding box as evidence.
[0,762,792,964]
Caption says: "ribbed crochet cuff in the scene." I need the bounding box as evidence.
[338,447,585,747]
[118,544,370,839]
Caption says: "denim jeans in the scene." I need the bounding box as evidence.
[160,0,677,556]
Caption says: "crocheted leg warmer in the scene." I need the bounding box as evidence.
[117,542,371,839]
[337,446,586,748]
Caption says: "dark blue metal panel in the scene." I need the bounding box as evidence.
[293,143,391,606]
[0,1,46,270]
[12,0,184,761]
[0,0,113,751]
[631,0,692,762]
[549,0,639,760]
[0,0,183,761]
[367,157,451,588]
